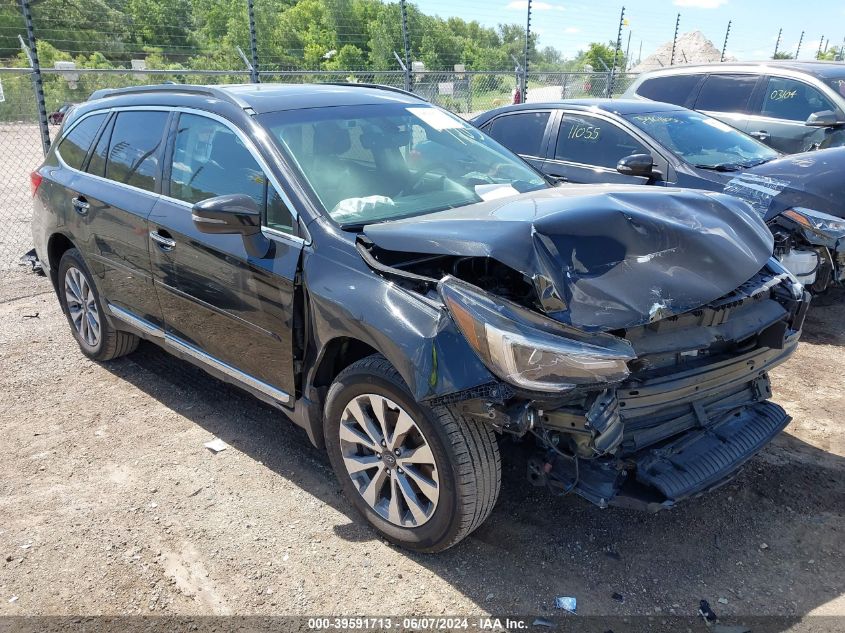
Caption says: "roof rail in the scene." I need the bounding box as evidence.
[87,83,251,109]
[321,82,426,101]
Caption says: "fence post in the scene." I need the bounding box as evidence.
[246,0,260,83]
[19,0,49,156]
[400,0,412,92]
[816,36,825,60]
[772,27,781,58]
[669,13,680,66]
[795,31,804,59]
[522,0,531,102]
[721,21,731,62]
[607,6,625,98]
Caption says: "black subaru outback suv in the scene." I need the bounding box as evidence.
[32,83,809,552]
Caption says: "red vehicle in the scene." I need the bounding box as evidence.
[48,103,75,125]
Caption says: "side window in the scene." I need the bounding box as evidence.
[87,115,114,178]
[554,114,649,169]
[57,113,106,170]
[760,77,836,122]
[105,111,169,192]
[483,112,550,156]
[636,75,701,106]
[169,113,265,207]
[695,74,758,113]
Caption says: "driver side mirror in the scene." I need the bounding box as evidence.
[805,110,844,127]
[617,153,657,179]
[192,194,270,258]
[192,194,261,235]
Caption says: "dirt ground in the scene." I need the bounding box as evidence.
[0,266,842,628]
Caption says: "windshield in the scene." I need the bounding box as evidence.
[624,110,778,170]
[258,103,547,226]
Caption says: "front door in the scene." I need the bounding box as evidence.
[148,111,302,400]
[543,113,654,185]
[746,76,840,153]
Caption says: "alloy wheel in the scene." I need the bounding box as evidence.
[339,393,440,527]
[64,266,101,348]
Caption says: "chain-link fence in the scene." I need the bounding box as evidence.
[0,69,43,272]
[0,67,637,269]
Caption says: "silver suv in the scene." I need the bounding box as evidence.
[624,61,845,154]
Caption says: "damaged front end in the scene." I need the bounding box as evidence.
[436,262,808,511]
[769,207,845,292]
[360,186,810,512]
[726,152,845,293]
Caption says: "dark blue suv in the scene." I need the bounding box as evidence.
[31,83,808,551]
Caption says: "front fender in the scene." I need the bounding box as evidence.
[302,247,496,403]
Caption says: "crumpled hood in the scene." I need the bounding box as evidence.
[364,185,774,331]
[729,147,845,220]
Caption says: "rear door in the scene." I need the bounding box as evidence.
[542,112,657,185]
[746,75,841,153]
[81,109,170,327]
[478,110,554,170]
[693,73,760,133]
[148,111,302,400]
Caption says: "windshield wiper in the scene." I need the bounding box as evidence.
[694,163,743,172]
[740,157,776,168]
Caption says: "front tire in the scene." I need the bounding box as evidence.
[324,354,501,552]
[58,248,139,361]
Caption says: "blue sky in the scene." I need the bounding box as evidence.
[414,0,845,63]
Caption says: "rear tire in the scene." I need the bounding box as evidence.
[324,354,501,552]
[57,248,139,361]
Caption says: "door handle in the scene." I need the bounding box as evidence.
[750,130,770,140]
[149,230,176,250]
[71,196,89,215]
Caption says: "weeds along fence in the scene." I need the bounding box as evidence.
[0,67,637,269]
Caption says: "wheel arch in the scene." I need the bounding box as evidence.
[46,232,77,292]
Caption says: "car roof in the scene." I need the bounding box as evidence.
[636,60,845,80]
[86,82,425,115]
[473,98,686,122]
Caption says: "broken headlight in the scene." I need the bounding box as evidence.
[781,207,845,238]
[439,276,635,393]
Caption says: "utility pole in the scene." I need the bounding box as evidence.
[522,0,532,102]
[19,0,49,155]
[721,20,731,62]
[624,29,632,71]
[795,31,804,58]
[817,35,825,59]
[246,0,259,83]
[670,13,680,66]
[608,6,625,97]
[773,27,781,58]
[399,0,411,91]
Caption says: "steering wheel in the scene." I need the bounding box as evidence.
[398,164,447,196]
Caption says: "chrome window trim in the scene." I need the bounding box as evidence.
[107,302,292,405]
[56,105,307,245]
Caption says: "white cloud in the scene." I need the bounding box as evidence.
[673,0,727,8]
[505,1,565,11]
[564,27,580,34]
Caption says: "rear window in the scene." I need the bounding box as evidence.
[695,74,758,113]
[57,113,106,170]
[636,75,701,106]
[482,111,550,157]
[104,111,169,192]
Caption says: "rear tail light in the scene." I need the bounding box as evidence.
[30,171,43,197]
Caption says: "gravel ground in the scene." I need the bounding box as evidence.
[0,266,843,626]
